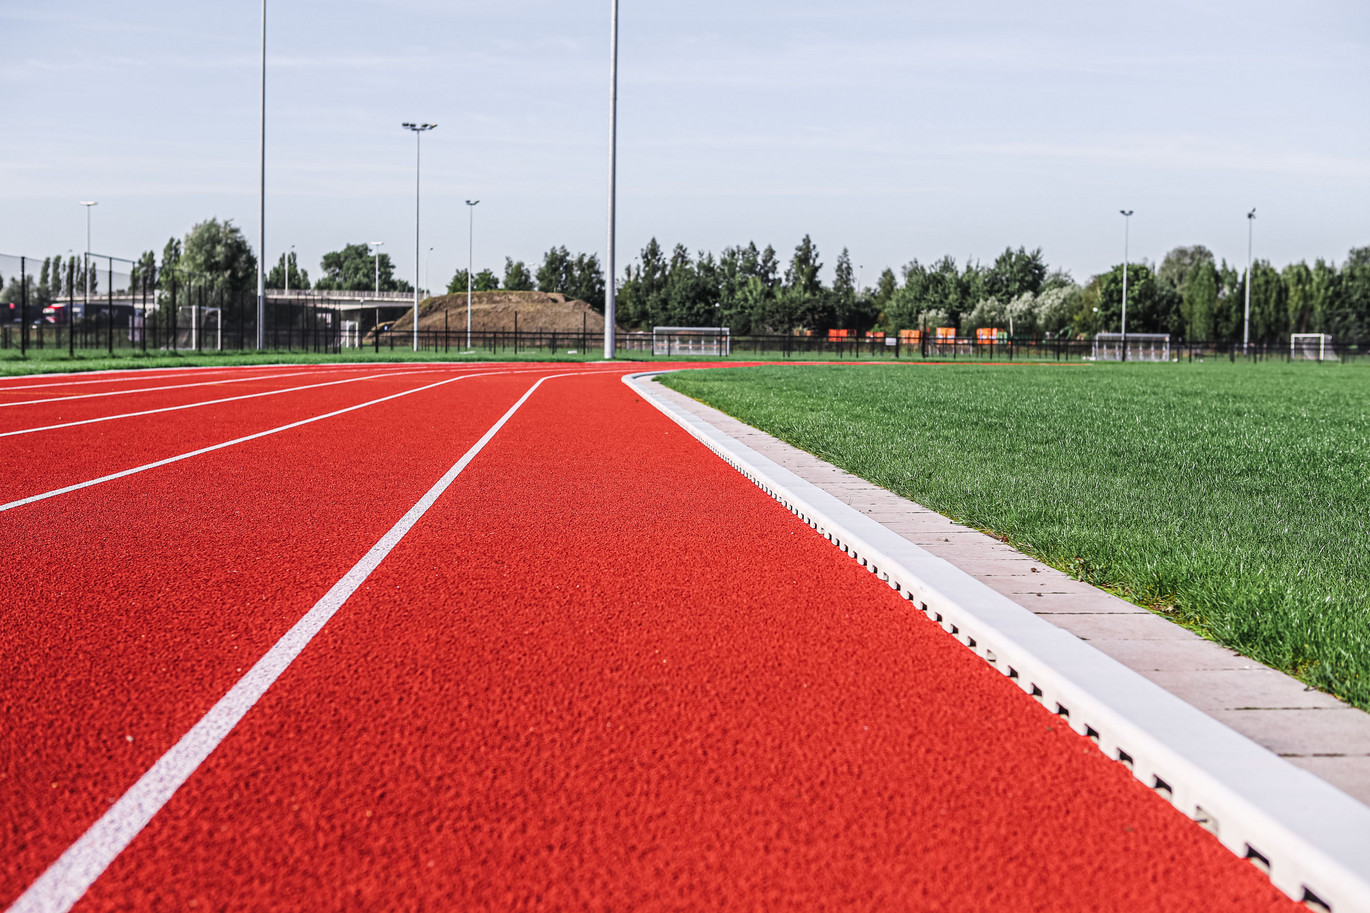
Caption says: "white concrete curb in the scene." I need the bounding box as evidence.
[626,370,1370,912]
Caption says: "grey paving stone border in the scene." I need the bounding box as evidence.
[628,371,1370,913]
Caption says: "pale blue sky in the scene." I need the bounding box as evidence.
[3,0,1367,289]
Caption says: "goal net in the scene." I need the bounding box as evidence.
[1093,333,1170,362]
[652,326,731,356]
[1291,333,1336,361]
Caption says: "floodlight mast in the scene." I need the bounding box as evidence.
[1120,210,1133,362]
[402,122,436,353]
[369,241,384,296]
[1245,208,1256,354]
[80,201,97,327]
[603,0,619,360]
[466,200,479,350]
[256,0,266,350]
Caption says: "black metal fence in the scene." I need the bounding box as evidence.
[368,327,1366,363]
[3,253,1361,362]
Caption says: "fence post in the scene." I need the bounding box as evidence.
[19,256,27,356]
[106,259,114,355]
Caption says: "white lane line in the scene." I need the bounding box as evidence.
[0,369,445,438]
[0,369,246,392]
[0,370,503,513]
[4,373,561,913]
[0,369,339,408]
[0,364,314,391]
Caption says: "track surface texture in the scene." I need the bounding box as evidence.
[1,364,1297,911]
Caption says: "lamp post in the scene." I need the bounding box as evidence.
[285,243,294,296]
[1245,208,1256,354]
[425,246,434,299]
[466,200,479,349]
[603,0,619,360]
[256,0,266,350]
[369,241,384,296]
[80,201,97,323]
[1119,209,1133,361]
[402,122,436,353]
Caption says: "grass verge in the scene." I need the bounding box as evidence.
[659,361,1370,709]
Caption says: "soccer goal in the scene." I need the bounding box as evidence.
[1291,333,1336,361]
[1093,332,1170,362]
[652,326,731,356]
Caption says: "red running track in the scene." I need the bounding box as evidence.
[0,363,1297,911]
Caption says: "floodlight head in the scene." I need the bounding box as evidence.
[402,122,436,133]
[1120,209,1134,217]
[79,200,98,207]
[466,199,479,206]
[1248,208,1257,219]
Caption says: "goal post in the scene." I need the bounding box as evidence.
[652,326,731,356]
[1093,333,1170,362]
[1291,333,1336,361]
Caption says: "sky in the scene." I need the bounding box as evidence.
[2,0,1368,290]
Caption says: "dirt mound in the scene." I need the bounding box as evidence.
[386,291,617,334]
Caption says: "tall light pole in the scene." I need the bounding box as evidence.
[1245,208,1256,354]
[466,200,479,349]
[285,243,294,296]
[80,201,97,319]
[402,122,436,353]
[369,241,384,296]
[603,0,619,360]
[1120,209,1133,362]
[425,246,434,299]
[256,0,266,350]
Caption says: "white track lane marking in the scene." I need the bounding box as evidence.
[0,369,247,392]
[0,369,513,513]
[4,372,571,913]
[0,369,444,438]
[0,365,316,391]
[0,369,340,408]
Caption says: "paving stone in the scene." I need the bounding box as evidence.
[1209,708,1370,757]
[1046,611,1200,642]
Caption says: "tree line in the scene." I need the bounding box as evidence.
[9,217,1368,343]
[614,236,1370,343]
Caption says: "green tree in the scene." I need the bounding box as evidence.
[502,257,534,291]
[774,235,828,332]
[983,246,1046,301]
[180,218,257,291]
[267,250,310,291]
[568,253,604,310]
[1248,260,1287,342]
[1096,263,1163,334]
[618,238,668,329]
[158,237,182,292]
[1283,261,1314,334]
[832,248,857,329]
[536,246,574,295]
[1182,260,1220,341]
[1343,247,1370,341]
[315,243,410,292]
[1309,259,1340,336]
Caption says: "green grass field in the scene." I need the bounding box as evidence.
[659,361,1370,709]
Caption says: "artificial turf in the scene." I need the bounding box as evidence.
[659,361,1370,709]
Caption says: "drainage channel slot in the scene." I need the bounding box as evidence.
[1301,886,1331,913]
[1244,844,1271,875]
